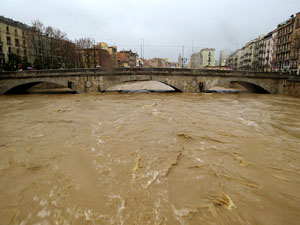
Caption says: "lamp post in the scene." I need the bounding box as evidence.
[181,57,187,68]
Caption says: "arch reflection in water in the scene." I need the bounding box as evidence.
[231,81,270,94]
[5,81,76,94]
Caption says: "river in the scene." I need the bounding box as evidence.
[0,88,300,224]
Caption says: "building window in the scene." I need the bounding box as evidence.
[0,45,3,53]
[7,36,11,45]
[17,48,20,55]
[23,40,25,46]
[15,29,18,36]
[6,26,9,33]
[8,46,11,53]
[15,39,19,46]
[24,49,27,56]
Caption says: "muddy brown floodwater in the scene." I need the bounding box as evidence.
[0,92,300,225]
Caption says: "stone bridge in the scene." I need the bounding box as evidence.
[0,68,299,97]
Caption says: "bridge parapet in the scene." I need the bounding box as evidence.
[0,68,288,79]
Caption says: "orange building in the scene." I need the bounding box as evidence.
[117,50,138,68]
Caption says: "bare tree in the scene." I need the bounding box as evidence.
[29,19,76,69]
[75,37,95,49]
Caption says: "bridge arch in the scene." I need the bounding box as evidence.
[103,80,182,92]
[199,77,273,94]
[154,81,183,92]
[2,79,78,94]
[231,81,270,94]
[101,76,184,92]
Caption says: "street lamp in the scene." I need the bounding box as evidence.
[181,57,187,68]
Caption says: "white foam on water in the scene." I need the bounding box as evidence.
[84,209,93,221]
[142,171,160,189]
[97,138,104,144]
[238,117,259,128]
[107,195,126,225]
[37,208,51,218]
[39,199,48,206]
[171,205,197,225]
[195,157,205,163]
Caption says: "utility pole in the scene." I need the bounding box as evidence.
[142,38,145,59]
[192,40,194,54]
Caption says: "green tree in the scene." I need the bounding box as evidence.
[7,54,21,70]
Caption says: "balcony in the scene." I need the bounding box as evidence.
[276,48,290,54]
[290,55,298,60]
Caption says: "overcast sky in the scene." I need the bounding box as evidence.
[1,0,299,61]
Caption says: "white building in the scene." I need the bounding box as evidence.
[190,48,215,69]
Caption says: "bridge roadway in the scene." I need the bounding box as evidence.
[0,68,299,97]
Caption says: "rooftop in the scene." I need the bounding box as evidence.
[0,15,31,30]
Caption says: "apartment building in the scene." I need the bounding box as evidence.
[190,52,201,69]
[107,46,117,68]
[117,50,138,68]
[96,42,118,68]
[241,41,255,70]
[290,12,300,73]
[200,48,215,68]
[275,15,296,71]
[227,49,243,70]
[253,35,265,71]
[262,31,275,71]
[0,16,31,69]
[76,48,111,68]
[144,58,170,68]
[190,48,215,69]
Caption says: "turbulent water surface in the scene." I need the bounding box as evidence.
[0,91,300,225]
